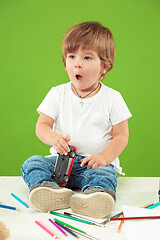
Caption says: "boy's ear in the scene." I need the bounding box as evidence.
[102,64,109,74]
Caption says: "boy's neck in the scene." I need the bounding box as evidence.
[71,82,101,99]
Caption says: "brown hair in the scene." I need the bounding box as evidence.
[62,21,116,80]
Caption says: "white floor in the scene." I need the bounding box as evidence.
[0,177,159,240]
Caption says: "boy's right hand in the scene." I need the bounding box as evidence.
[52,133,71,155]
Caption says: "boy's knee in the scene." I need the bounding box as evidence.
[21,155,44,173]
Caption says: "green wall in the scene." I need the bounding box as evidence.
[0,0,159,176]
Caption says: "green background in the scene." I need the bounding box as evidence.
[0,0,159,176]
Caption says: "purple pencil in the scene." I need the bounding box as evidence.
[49,219,68,236]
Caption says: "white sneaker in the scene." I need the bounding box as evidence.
[70,188,115,218]
[29,181,74,212]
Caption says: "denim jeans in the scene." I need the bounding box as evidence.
[21,155,118,193]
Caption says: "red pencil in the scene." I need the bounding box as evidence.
[110,216,160,221]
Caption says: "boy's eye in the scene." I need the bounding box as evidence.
[69,55,75,59]
[84,56,92,60]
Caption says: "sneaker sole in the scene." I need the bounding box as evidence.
[29,187,74,212]
[70,192,115,218]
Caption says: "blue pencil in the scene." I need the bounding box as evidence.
[11,193,29,208]
[55,221,79,238]
[0,204,19,211]
[147,201,160,209]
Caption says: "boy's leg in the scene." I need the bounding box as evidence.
[68,157,117,218]
[21,155,73,212]
[21,155,57,189]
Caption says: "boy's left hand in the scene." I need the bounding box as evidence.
[80,154,107,169]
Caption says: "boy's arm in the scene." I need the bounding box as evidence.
[81,120,129,169]
[36,113,71,155]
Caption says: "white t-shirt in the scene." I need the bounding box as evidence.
[37,82,132,175]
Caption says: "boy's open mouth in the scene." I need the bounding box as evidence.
[75,74,82,80]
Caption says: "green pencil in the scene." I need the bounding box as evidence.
[54,218,86,234]
[50,211,92,225]
[64,212,104,227]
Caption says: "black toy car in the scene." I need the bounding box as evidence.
[51,146,76,186]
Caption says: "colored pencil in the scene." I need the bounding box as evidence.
[144,204,154,208]
[54,218,85,233]
[146,202,160,209]
[140,203,152,208]
[48,219,67,236]
[11,193,29,208]
[55,221,79,238]
[117,214,124,233]
[109,215,160,221]
[55,218,100,240]
[35,220,59,239]
[64,212,104,227]
[67,226,100,240]
[50,211,92,225]
[0,204,19,211]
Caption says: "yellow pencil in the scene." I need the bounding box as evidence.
[140,203,151,208]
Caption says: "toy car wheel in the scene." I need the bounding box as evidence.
[64,175,69,182]
[69,150,76,158]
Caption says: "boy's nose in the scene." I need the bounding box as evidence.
[75,60,82,68]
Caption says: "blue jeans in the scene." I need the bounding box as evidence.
[21,155,118,193]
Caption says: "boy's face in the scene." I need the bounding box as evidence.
[65,47,106,92]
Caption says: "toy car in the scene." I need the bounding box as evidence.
[51,146,76,186]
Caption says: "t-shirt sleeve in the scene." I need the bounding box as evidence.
[110,92,132,125]
[37,87,58,120]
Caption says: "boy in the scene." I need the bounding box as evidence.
[21,21,132,218]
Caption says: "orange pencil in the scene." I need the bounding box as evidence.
[117,214,124,233]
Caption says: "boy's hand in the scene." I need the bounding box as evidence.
[52,133,71,155]
[80,154,107,169]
